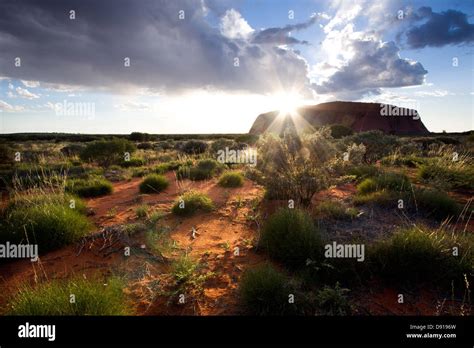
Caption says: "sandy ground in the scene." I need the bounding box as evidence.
[0,174,471,315]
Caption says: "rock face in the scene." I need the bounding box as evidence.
[249,101,430,135]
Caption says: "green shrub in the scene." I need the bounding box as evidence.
[412,188,460,219]
[357,178,377,194]
[180,140,208,154]
[137,142,154,150]
[343,130,399,163]
[129,132,151,142]
[177,159,223,181]
[0,143,14,164]
[171,255,199,284]
[418,163,474,190]
[239,263,290,315]
[135,205,149,218]
[0,203,92,252]
[60,143,85,157]
[139,174,169,194]
[259,209,323,268]
[8,277,131,315]
[156,160,189,174]
[315,201,358,220]
[353,190,395,207]
[119,157,145,168]
[357,173,410,194]
[6,193,87,215]
[315,282,351,315]
[330,124,353,139]
[79,138,136,167]
[66,177,113,198]
[347,165,381,179]
[171,191,214,216]
[257,131,333,206]
[381,155,426,168]
[369,227,473,286]
[131,167,151,177]
[218,171,244,188]
[376,173,411,191]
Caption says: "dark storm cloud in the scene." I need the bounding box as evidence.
[252,14,319,45]
[404,7,474,48]
[0,0,312,94]
[314,40,428,98]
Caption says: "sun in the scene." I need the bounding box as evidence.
[274,92,302,117]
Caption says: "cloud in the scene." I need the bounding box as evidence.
[114,101,151,111]
[252,13,320,45]
[15,86,39,99]
[21,80,40,88]
[219,9,254,40]
[312,1,428,99]
[414,89,454,97]
[403,7,474,48]
[314,37,427,98]
[0,0,313,96]
[0,99,24,112]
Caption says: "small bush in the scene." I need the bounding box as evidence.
[172,191,214,216]
[357,173,410,194]
[0,203,92,252]
[137,142,154,150]
[180,140,208,154]
[131,167,151,177]
[6,192,88,215]
[79,138,136,167]
[218,171,244,188]
[369,227,472,286]
[330,124,353,139]
[347,165,381,179]
[315,201,358,220]
[259,209,323,269]
[119,157,145,168]
[315,282,351,315]
[135,205,148,218]
[139,174,169,194]
[239,263,290,315]
[357,178,377,194]
[381,155,426,168]
[343,130,399,163]
[413,188,460,219]
[418,164,474,190]
[60,143,85,157]
[66,177,113,198]
[177,159,223,181]
[353,190,395,207]
[8,277,130,315]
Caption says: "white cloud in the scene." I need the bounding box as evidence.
[220,9,254,40]
[21,80,40,88]
[15,86,40,99]
[0,99,24,112]
[114,101,151,111]
[414,89,454,97]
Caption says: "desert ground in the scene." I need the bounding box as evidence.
[0,128,473,316]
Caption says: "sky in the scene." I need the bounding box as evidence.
[0,0,473,134]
